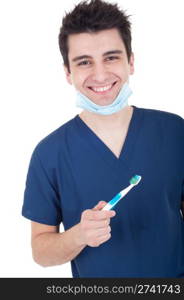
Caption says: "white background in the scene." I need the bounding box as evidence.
[0,0,183,277]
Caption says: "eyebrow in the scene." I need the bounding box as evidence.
[72,50,123,62]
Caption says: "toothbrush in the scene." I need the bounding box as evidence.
[101,175,142,211]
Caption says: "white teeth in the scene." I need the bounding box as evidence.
[91,84,113,92]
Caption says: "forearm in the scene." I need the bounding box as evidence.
[32,223,86,267]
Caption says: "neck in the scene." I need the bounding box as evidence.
[79,105,133,132]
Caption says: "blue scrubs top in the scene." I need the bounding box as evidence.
[22,105,184,277]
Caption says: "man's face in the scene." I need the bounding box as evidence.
[64,28,134,106]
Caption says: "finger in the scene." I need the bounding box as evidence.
[98,233,111,245]
[84,207,116,220]
[92,210,116,221]
[96,226,111,237]
[92,201,107,211]
[90,219,111,228]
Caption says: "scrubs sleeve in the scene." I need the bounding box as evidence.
[21,147,62,226]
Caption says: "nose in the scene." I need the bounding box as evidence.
[91,63,109,83]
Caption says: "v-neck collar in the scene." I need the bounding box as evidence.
[74,105,143,173]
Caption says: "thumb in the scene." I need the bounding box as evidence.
[92,201,107,211]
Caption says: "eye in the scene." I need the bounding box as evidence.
[106,56,119,61]
[77,60,91,66]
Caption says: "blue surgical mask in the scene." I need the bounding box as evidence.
[75,81,132,115]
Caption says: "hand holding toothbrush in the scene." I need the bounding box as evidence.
[79,175,141,247]
[79,201,116,247]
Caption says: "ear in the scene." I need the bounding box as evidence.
[63,65,72,85]
[129,52,134,75]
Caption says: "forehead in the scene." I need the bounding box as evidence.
[67,28,126,59]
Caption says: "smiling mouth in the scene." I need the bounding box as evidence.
[88,81,117,93]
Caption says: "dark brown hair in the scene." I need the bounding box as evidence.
[58,0,132,72]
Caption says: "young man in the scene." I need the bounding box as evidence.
[22,0,184,277]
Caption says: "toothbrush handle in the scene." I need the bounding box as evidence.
[119,184,133,197]
[101,184,133,211]
[101,202,114,211]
